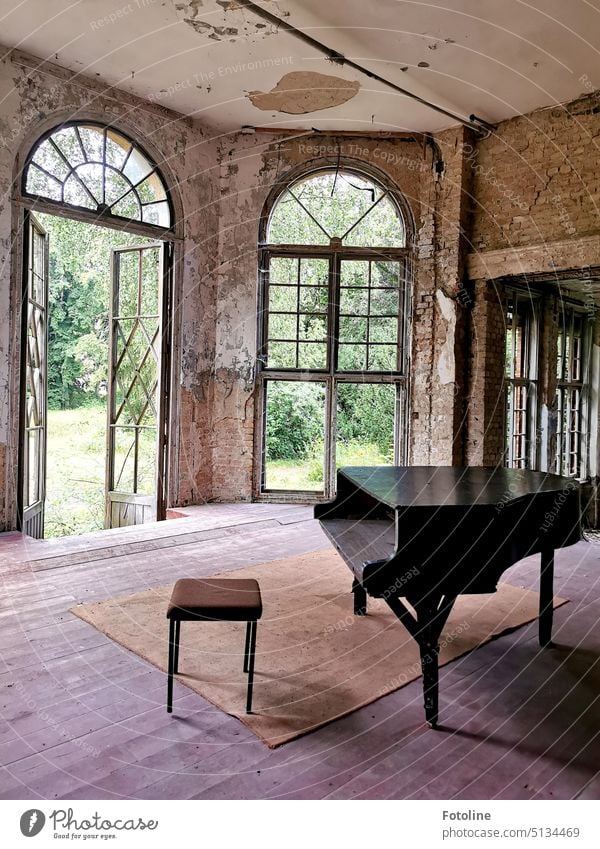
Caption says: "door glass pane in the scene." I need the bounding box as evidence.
[117,251,140,316]
[264,380,326,491]
[109,246,161,503]
[27,430,39,505]
[335,383,396,468]
[113,427,136,491]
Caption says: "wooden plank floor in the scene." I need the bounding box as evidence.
[0,503,599,800]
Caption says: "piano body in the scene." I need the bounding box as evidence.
[314,466,582,727]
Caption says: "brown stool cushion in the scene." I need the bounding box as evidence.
[167,578,262,621]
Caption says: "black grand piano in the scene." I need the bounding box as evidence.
[314,466,582,727]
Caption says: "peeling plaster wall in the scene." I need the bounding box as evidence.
[214,129,472,497]
[465,280,506,466]
[0,53,220,529]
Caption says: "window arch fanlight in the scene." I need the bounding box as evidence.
[23,122,172,230]
[266,167,406,248]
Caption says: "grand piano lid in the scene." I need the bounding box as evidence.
[339,466,579,510]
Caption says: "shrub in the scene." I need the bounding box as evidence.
[266,382,324,460]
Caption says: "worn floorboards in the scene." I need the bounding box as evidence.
[0,503,599,800]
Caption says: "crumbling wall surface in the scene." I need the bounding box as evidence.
[465,281,506,466]
[8,59,600,519]
[421,127,473,466]
[0,52,220,528]
[471,93,600,255]
[213,130,471,497]
[468,93,600,468]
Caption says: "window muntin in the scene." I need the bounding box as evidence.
[266,257,329,370]
[338,259,402,372]
[505,292,539,470]
[555,308,589,478]
[24,124,172,229]
[266,170,405,248]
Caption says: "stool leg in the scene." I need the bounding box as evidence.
[246,620,257,714]
[167,618,175,714]
[243,620,251,673]
[174,620,181,674]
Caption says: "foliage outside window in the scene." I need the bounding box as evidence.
[505,292,539,469]
[258,167,408,496]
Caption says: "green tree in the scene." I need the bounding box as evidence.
[265,382,324,460]
[38,213,148,409]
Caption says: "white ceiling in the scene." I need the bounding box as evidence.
[0,0,598,134]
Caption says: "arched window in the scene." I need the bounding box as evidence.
[23,122,172,230]
[257,166,410,499]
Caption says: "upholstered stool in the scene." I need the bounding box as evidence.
[166,577,262,714]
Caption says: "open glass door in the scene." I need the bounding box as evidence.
[105,243,171,528]
[20,213,49,538]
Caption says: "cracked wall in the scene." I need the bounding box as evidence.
[467,93,600,471]
[214,128,472,496]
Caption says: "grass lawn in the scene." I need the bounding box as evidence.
[264,441,390,492]
[45,405,108,538]
[45,404,157,538]
[44,407,391,536]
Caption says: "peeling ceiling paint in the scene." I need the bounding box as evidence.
[248,71,360,114]
[3,1,600,132]
[173,0,284,41]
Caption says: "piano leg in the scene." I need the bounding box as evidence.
[539,547,555,647]
[386,593,456,728]
[352,579,367,616]
[419,639,440,728]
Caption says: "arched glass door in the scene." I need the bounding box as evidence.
[20,214,49,538]
[20,122,174,535]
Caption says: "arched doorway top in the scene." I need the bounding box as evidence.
[22,121,174,233]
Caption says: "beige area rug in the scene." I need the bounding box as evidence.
[70,549,567,747]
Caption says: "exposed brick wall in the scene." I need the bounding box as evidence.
[468,93,600,478]
[471,93,600,254]
[465,281,506,466]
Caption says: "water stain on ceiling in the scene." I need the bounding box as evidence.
[248,71,361,114]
